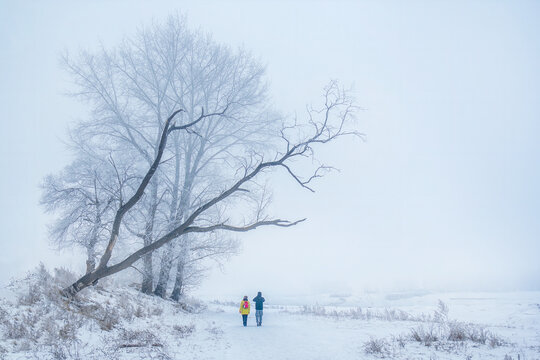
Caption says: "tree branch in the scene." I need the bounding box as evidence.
[185,218,306,234]
[96,109,183,269]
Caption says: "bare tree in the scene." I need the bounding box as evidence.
[60,81,359,297]
[46,15,360,299]
[59,15,276,295]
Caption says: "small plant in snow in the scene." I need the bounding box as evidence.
[488,334,507,348]
[433,300,449,323]
[116,328,163,347]
[410,324,439,346]
[211,299,237,307]
[446,321,469,341]
[364,337,392,358]
[0,304,7,322]
[134,306,146,318]
[466,324,489,344]
[12,340,31,353]
[302,304,327,316]
[47,338,84,360]
[13,263,56,306]
[391,334,407,348]
[173,324,195,338]
[103,328,173,360]
[4,317,29,339]
[206,323,223,337]
[96,305,120,331]
[151,305,164,316]
[173,297,206,314]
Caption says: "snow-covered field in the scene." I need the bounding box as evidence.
[183,293,540,360]
[1,268,539,359]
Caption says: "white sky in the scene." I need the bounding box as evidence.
[0,0,539,297]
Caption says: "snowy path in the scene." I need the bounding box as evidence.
[187,308,366,360]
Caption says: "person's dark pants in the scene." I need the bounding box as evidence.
[256,310,263,326]
[242,314,248,326]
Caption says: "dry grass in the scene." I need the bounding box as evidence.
[173,324,195,338]
[0,264,184,359]
[363,338,392,358]
[364,301,510,357]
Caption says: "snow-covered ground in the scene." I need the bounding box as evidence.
[1,269,539,359]
[181,293,540,360]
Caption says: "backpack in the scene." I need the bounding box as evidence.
[243,301,249,309]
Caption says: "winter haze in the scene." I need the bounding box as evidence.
[0,0,539,300]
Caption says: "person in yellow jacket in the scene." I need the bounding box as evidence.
[239,295,250,327]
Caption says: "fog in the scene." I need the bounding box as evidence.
[1,1,539,298]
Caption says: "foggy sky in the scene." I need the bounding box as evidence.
[1,0,539,297]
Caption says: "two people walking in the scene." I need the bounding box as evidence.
[239,291,265,327]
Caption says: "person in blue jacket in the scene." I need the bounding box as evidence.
[252,291,265,326]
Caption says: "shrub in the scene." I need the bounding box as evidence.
[173,297,206,314]
[488,334,506,348]
[363,338,391,358]
[58,314,81,341]
[302,304,326,316]
[13,264,79,308]
[294,303,425,322]
[41,316,61,345]
[433,300,449,323]
[151,305,164,317]
[405,312,509,353]
[0,304,7,323]
[4,317,28,339]
[47,339,83,360]
[12,339,32,352]
[116,329,163,348]
[117,300,134,322]
[134,306,146,318]
[97,306,120,331]
[467,325,488,344]
[173,324,195,338]
[391,334,406,348]
[53,267,78,287]
[410,324,439,346]
[447,321,468,341]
